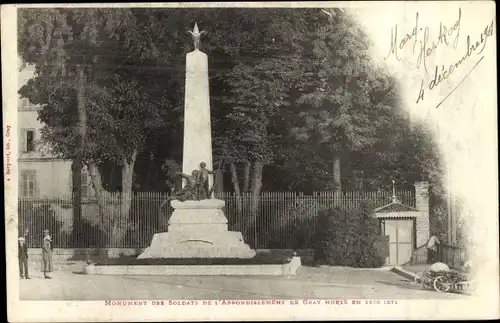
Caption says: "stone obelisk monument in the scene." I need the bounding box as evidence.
[182,23,213,189]
[138,23,255,259]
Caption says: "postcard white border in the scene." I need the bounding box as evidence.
[3,1,498,322]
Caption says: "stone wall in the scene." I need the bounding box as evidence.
[26,248,314,263]
[27,248,145,262]
[414,181,430,247]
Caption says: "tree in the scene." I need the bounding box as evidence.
[291,10,401,192]
[18,8,171,246]
[18,8,447,250]
[210,9,326,233]
[18,8,85,244]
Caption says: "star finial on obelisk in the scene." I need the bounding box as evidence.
[187,22,207,51]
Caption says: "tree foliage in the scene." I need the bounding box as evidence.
[18,8,175,245]
[18,8,171,166]
[18,8,445,240]
[314,204,385,268]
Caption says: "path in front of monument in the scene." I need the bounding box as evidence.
[19,261,466,300]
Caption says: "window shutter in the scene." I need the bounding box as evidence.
[31,130,36,152]
[20,129,26,153]
[34,172,39,197]
[27,173,33,197]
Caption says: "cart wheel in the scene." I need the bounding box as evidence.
[423,281,433,289]
[433,276,452,293]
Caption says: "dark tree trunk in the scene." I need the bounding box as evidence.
[243,160,251,192]
[229,161,242,215]
[71,159,82,245]
[107,149,138,248]
[333,154,341,192]
[249,162,264,226]
[214,168,224,193]
[72,65,86,247]
[87,163,106,227]
[230,161,264,245]
[120,150,137,223]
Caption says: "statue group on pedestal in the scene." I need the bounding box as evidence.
[161,161,217,206]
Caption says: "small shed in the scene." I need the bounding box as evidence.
[372,183,430,266]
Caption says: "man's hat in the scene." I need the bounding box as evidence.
[43,229,49,233]
[18,237,25,241]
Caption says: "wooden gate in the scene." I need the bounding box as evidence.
[381,219,414,265]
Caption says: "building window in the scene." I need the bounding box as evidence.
[20,170,37,197]
[21,98,29,109]
[20,98,36,110]
[21,129,35,152]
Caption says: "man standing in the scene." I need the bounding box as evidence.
[42,229,53,279]
[18,237,30,279]
[427,234,441,264]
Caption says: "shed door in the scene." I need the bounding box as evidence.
[383,219,413,265]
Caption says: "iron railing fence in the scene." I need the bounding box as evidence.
[18,190,415,249]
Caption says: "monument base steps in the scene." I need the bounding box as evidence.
[138,199,256,259]
[85,257,302,276]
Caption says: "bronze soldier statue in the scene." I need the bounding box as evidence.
[197,162,216,200]
[159,160,218,208]
[161,170,200,207]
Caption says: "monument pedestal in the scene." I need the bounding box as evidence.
[138,199,256,259]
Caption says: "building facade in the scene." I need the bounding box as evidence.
[18,61,92,198]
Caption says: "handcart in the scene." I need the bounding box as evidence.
[414,269,474,293]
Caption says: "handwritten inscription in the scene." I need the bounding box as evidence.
[5,125,12,181]
[417,21,493,108]
[385,9,461,72]
[385,9,495,108]
[415,10,462,74]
